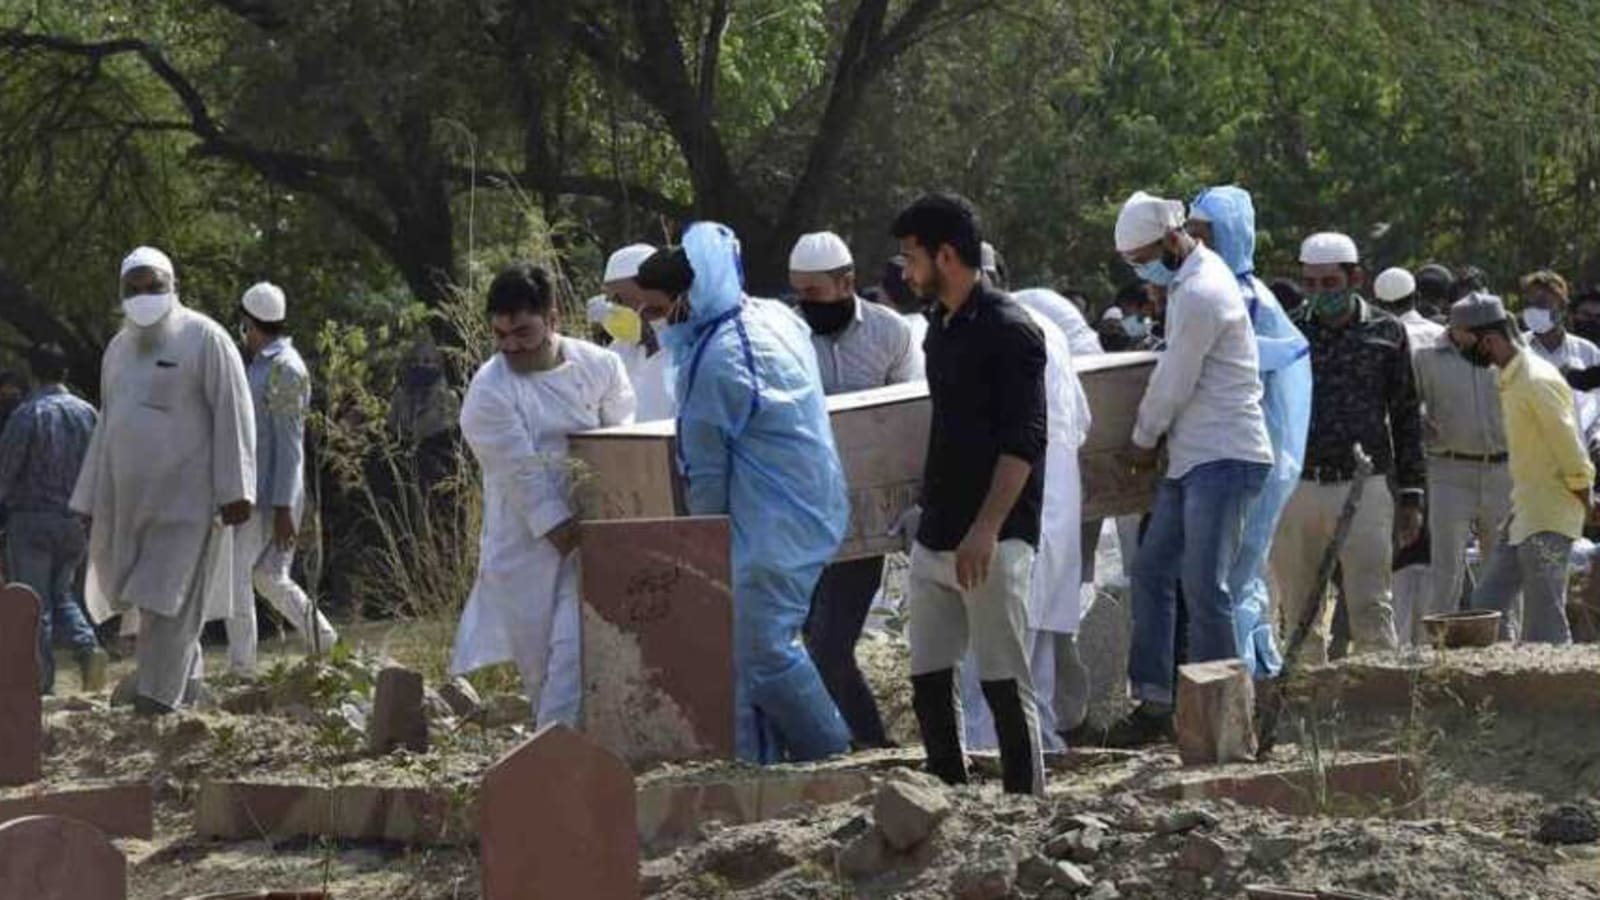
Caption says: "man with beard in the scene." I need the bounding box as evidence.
[788,229,920,749]
[893,192,1048,794]
[72,246,255,715]
[1452,293,1593,642]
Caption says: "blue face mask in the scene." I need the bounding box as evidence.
[1134,258,1176,287]
[1123,315,1151,339]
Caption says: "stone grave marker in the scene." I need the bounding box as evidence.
[578,517,734,765]
[0,584,42,786]
[479,724,638,900]
[368,666,428,755]
[1175,659,1257,765]
[0,815,126,899]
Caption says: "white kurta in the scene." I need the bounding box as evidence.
[452,338,635,722]
[71,304,256,624]
[612,339,675,421]
[1016,303,1091,634]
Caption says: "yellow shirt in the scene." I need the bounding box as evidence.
[1500,350,1595,543]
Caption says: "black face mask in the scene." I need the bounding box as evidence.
[1573,318,1600,344]
[799,298,855,336]
[1459,341,1494,369]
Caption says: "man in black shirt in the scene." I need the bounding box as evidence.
[892,193,1049,796]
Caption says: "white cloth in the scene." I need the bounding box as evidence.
[904,309,929,353]
[1299,232,1358,265]
[1526,331,1600,447]
[452,339,635,721]
[1399,310,1446,358]
[72,304,255,624]
[1018,306,1089,634]
[120,246,174,278]
[612,339,675,421]
[1374,268,1417,303]
[811,297,923,394]
[789,232,853,272]
[1011,288,1104,359]
[603,244,656,284]
[226,508,339,673]
[1132,244,1273,477]
[1115,191,1185,252]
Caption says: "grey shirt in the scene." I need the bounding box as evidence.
[248,337,310,511]
[1412,329,1507,457]
[810,296,924,395]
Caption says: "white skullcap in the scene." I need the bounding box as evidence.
[603,243,657,284]
[1101,306,1125,322]
[1299,232,1359,265]
[120,246,174,279]
[788,231,854,273]
[241,281,287,323]
[1114,191,1185,253]
[1373,267,1416,303]
[586,294,611,324]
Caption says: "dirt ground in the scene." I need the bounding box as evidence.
[11,621,1600,899]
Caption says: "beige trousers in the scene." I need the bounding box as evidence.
[1269,477,1399,664]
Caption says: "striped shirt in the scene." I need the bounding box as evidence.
[810,296,924,395]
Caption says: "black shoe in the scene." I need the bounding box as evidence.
[911,669,969,786]
[981,679,1042,796]
[1100,702,1175,748]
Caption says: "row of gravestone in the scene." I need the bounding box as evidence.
[0,510,734,899]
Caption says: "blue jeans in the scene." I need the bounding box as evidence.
[5,510,100,693]
[1129,459,1269,705]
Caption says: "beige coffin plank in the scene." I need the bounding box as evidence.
[569,351,1159,559]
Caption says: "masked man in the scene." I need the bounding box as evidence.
[1272,233,1424,664]
[600,243,675,422]
[787,229,921,749]
[1185,185,1312,678]
[72,246,255,714]
[1453,293,1594,643]
[454,263,635,727]
[634,223,852,763]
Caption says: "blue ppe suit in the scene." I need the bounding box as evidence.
[661,222,852,762]
[1191,186,1312,678]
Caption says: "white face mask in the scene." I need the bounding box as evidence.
[1524,307,1557,335]
[122,292,176,328]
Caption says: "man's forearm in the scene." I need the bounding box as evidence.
[971,454,1033,536]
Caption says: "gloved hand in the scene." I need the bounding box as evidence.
[888,504,922,553]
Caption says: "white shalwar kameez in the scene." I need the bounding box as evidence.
[71,304,255,708]
[452,338,635,727]
[612,338,676,421]
[961,305,1089,751]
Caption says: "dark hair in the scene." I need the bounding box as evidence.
[1573,288,1600,310]
[890,193,983,269]
[1113,281,1148,309]
[486,262,556,318]
[1452,265,1488,302]
[27,343,69,383]
[880,258,921,314]
[1416,263,1454,301]
[635,247,694,295]
[1269,278,1304,312]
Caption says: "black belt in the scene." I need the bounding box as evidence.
[1433,451,1508,464]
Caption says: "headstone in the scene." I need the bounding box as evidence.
[1175,659,1257,765]
[0,815,126,899]
[367,666,428,755]
[0,584,43,786]
[0,783,155,838]
[480,724,639,900]
[578,517,734,765]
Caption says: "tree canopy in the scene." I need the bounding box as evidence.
[4,0,1600,380]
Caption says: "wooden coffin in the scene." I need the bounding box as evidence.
[569,351,1159,560]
